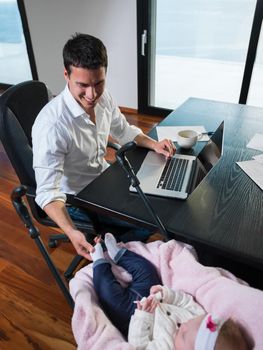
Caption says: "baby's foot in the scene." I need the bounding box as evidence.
[104,232,121,260]
[90,243,104,262]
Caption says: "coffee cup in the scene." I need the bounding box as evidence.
[177,129,202,149]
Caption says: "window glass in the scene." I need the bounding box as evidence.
[151,0,257,109]
[0,0,32,85]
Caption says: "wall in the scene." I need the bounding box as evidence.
[24,0,138,109]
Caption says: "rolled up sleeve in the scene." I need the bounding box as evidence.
[108,96,142,145]
[32,121,68,209]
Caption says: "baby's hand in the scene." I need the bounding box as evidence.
[136,295,159,314]
[150,285,163,296]
[93,235,102,244]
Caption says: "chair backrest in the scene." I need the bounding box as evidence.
[0,80,49,188]
[0,80,96,231]
[0,80,52,222]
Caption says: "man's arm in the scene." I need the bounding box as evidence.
[32,112,96,260]
[134,133,176,158]
[108,94,175,157]
[44,201,94,260]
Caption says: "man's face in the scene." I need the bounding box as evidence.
[174,315,205,350]
[64,65,106,113]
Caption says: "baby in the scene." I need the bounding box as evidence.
[91,233,250,350]
[130,289,249,350]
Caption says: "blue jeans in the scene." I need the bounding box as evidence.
[67,206,154,242]
[93,249,161,336]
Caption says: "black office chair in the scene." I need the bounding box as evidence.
[0,80,119,280]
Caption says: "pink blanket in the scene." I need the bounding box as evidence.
[69,239,263,349]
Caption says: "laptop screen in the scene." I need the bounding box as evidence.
[197,121,224,172]
[188,121,224,194]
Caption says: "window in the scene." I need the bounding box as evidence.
[138,0,263,115]
[0,0,37,88]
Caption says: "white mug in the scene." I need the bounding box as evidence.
[177,129,202,149]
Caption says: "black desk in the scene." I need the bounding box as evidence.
[76,98,263,282]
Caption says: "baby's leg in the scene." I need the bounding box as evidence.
[105,233,161,299]
[92,243,137,336]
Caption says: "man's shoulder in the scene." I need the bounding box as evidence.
[99,89,115,109]
[34,90,66,127]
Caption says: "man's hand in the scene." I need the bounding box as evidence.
[134,133,176,158]
[68,229,95,260]
[43,201,99,260]
[152,138,176,158]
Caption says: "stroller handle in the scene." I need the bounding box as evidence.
[11,185,34,230]
[11,184,27,203]
[116,141,137,160]
[116,141,139,186]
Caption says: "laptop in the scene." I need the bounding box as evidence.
[130,121,224,199]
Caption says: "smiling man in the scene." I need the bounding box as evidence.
[32,33,175,260]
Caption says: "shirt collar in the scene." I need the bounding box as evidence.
[62,84,87,118]
[62,84,106,123]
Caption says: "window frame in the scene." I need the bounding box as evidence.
[0,0,38,89]
[239,0,263,103]
[137,0,172,117]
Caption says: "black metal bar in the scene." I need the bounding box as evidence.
[137,0,148,114]
[11,185,74,309]
[116,142,169,241]
[132,184,169,241]
[239,0,263,104]
[35,235,75,308]
[17,0,38,80]
[64,255,84,281]
[137,0,174,117]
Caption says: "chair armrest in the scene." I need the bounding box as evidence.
[107,141,121,151]
[25,187,94,232]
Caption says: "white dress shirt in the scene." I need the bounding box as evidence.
[32,85,142,209]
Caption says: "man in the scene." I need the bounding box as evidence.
[32,33,175,260]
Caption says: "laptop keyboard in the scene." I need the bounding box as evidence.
[157,158,189,191]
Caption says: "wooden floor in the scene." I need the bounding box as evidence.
[0,112,162,350]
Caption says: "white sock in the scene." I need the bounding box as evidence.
[90,243,104,262]
[104,233,121,260]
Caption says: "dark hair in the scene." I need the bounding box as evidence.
[63,33,108,75]
[215,319,252,350]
